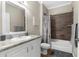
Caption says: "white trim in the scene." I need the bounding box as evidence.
[40,1,43,36]
[8,1,26,10]
[48,2,72,10]
[2,1,6,34]
[25,8,28,33]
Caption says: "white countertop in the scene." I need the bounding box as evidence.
[0,35,41,52]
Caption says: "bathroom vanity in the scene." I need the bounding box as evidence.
[0,35,41,57]
[0,1,41,57]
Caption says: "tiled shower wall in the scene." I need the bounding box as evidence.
[51,12,73,40]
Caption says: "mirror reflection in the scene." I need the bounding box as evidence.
[6,2,25,32]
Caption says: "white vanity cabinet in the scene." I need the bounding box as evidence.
[6,43,28,57]
[0,38,41,57]
[0,43,28,57]
[32,39,41,57]
[28,38,41,57]
[0,50,7,57]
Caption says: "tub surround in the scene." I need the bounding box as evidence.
[51,39,72,53]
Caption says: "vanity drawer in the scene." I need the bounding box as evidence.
[6,43,29,57]
[0,51,7,57]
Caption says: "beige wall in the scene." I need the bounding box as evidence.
[72,1,79,57]
[49,3,73,15]
[27,1,40,35]
[6,3,25,32]
[72,2,79,24]
[0,2,2,33]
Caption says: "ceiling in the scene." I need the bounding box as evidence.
[43,1,72,9]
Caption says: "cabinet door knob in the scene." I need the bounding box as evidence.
[5,54,7,57]
[31,46,33,50]
[27,48,28,53]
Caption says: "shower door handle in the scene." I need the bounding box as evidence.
[75,39,79,48]
[49,34,51,38]
[75,23,78,48]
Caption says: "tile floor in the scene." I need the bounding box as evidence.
[49,49,73,57]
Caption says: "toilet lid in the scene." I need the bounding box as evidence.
[41,43,50,49]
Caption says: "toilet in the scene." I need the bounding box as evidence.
[41,43,51,55]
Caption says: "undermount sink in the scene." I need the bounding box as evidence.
[0,42,6,46]
[0,35,34,47]
[0,40,12,47]
[20,36,32,39]
[11,37,21,41]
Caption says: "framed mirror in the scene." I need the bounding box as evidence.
[5,1,26,32]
